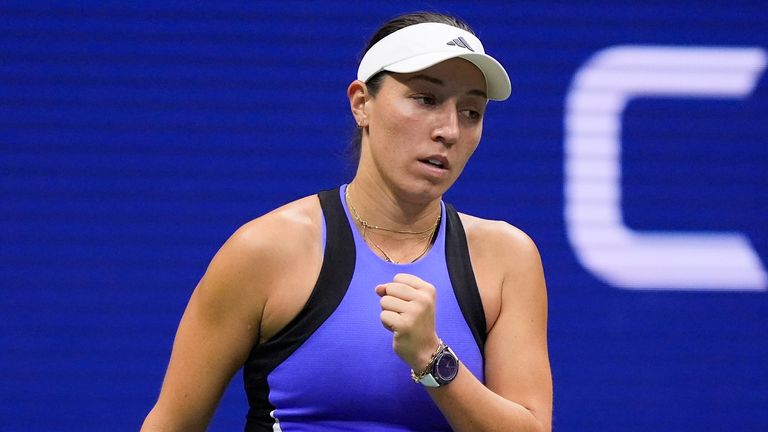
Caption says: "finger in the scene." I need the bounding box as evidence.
[378,282,419,301]
[394,273,434,292]
[380,310,400,332]
[380,294,410,313]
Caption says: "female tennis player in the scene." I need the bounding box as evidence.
[142,11,552,432]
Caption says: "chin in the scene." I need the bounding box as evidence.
[406,179,454,203]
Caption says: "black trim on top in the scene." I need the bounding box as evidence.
[444,203,488,358]
[243,188,356,431]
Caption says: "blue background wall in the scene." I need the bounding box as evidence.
[1,1,766,431]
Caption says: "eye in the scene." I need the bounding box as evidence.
[413,94,437,105]
[461,109,483,121]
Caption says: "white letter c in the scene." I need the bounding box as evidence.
[564,45,767,291]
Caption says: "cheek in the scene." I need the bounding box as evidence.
[367,100,417,167]
[469,120,483,145]
[377,99,423,139]
[454,131,483,171]
[455,147,477,173]
[461,121,483,152]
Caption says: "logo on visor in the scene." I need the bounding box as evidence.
[447,37,474,52]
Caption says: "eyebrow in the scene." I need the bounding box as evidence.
[405,74,488,99]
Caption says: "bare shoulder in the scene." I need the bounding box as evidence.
[224,194,322,268]
[196,194,323,328]
[456,212,545,332]
[457,212,542,277]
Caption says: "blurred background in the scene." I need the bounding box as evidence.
[1,1,766,431]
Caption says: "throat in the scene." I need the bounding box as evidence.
[344,185,441,263]
[362,227,439,264]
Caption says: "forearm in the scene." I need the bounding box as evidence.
[426,363,550,432]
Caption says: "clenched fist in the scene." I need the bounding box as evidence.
[375,273,441,372]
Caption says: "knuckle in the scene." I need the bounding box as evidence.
[417,290,434,304]
[426,289,436,301]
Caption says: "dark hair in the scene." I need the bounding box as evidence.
[346,12,476,169]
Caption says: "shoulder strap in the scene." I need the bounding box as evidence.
[444,203,488,357]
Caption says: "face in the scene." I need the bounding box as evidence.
[354,58,488,202]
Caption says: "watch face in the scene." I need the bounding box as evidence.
[435,350,459,382]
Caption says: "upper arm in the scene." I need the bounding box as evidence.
[482,224,552,430]
[142,221,280,431]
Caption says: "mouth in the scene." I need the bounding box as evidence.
[418,156,450,170]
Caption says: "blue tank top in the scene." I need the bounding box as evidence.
[243,185,487,431]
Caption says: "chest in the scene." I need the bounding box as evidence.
[259,223,504,348]
[262,253,484,431]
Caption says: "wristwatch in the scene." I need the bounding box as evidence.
[411,340,460,387]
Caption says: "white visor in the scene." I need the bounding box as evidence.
[357,22,511,101]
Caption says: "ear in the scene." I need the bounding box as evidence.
[347,80,369,128]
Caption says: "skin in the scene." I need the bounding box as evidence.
[142,57,552,431]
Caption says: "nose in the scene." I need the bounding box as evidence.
[431,104,460,146]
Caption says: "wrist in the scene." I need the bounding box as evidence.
[411,337,444,376]
[411,336,441,372]
[410,339,461,388]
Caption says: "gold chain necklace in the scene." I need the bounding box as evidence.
[345,186,440,264]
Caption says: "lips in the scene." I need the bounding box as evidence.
[418,155,450,170]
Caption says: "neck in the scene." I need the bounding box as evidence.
[346,177,442,234]
[345,178,442,264]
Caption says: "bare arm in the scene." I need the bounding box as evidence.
[141,230,265,431]
[429,224,552,431]
[377,222,552,431]
[141,195,323,431]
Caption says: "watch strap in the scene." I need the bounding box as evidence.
[418,373,441,388]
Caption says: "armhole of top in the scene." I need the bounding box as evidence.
[244,187,356,379]
[444,203,488,358]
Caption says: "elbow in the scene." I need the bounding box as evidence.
[140,415,207,432]
[531,416,551,432]
[524,407,551,432]
[140,407,166,432]
[141,406,197,432]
